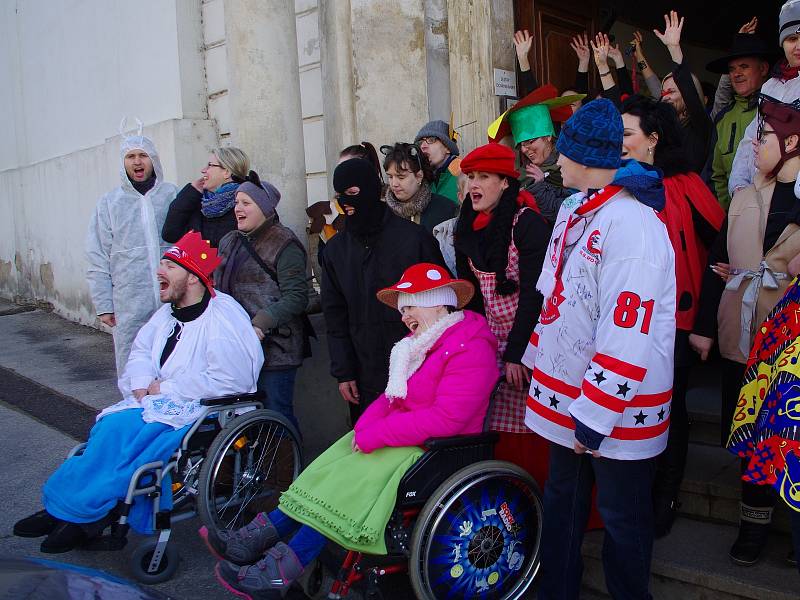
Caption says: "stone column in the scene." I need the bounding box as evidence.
[223,0,308,241]
[424,0,451,122]
[446,0,515,154]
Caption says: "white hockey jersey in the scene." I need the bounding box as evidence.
[523,185,676,460]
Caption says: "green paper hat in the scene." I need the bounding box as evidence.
[509,104,556,145]
[488,84,585,145]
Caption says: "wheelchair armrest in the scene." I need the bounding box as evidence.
[423,431,500,450]
[200,391,266,406]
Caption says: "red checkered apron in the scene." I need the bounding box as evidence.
[469,208,530,433]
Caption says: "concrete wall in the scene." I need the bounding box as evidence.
[0,0,217,323]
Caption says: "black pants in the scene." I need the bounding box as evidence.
[538,443,657,600]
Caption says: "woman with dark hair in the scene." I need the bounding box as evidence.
[381,142,457,233]
[454,143,552,484]
[339,142,384,183]
[620,94,725,537]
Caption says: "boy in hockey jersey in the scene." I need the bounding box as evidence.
[523,99,676,599]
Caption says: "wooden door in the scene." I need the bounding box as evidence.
[514,0,597,96]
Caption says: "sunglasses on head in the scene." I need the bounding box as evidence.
[380,143,423,171]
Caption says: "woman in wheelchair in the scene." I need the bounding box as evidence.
[203,262,500,600]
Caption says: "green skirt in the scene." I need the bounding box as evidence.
[278,431,423,554]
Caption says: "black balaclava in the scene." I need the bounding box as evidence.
[333,158,385,238]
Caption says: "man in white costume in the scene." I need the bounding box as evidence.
[14,231,263,553]
[86,121,178,374]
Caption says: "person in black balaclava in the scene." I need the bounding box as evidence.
[332,157,386,238]
[320,158,446,423]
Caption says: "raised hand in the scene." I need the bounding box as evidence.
[654,10,684,49]
[608,42,625,68]
[570,33,591,71]
[739,16,758,34]
[590,32,611,71]
[514,29,534,70]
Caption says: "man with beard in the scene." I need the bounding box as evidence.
[14,231,262,552]
[320,158,445,422]
[706,21,773,208]
[86,124,177,374]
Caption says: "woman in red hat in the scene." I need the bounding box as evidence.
[454,142,553,486]
[204,263,501,598]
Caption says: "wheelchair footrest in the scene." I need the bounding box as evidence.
[83,534,128,551]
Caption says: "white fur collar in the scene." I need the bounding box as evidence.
[384,311,464,402]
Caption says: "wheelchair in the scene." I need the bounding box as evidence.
[300,383,544,600]
[66,391,302,584]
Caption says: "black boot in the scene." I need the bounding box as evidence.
[40,522,89,554]
[729,504,772,566]
[14,510,58,538]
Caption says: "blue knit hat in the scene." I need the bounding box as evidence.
[556,98,623,169]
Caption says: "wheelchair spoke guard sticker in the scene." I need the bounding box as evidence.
[426,476,539,598]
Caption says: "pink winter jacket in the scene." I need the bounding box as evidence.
[353,310,499,454]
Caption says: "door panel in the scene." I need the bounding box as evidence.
[514,1,596,96]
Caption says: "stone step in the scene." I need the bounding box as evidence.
[678,442,792,534]
[581,518,797,600]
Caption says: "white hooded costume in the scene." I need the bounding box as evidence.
[85,129,177,374]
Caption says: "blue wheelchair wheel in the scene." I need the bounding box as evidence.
[409,461,542,600]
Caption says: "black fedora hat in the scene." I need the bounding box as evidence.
[706,34,779,74]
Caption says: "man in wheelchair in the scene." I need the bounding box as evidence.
[202,263,500,600]
[13,230,263,554]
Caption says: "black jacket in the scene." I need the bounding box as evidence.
[454,207,551,364]
[319,207,446,396]
[162,183,237,248]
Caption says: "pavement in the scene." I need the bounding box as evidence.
[0,299,355,600]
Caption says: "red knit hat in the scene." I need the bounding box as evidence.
[162,230,221,297]
[460,143,519,179]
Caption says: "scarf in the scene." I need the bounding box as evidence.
[661,173,725,331]
[385,182,432,221]
[472,189,540,231]
[384,311,464,402]
[201,181,239,218]
[131,173,156,196]
[777,59,800,82]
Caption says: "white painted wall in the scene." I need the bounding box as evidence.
[0,0,216,323]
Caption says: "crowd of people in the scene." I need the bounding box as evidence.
[11,2,800,599]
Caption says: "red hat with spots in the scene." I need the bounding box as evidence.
[162,230,221,296]
[377,263,474,310]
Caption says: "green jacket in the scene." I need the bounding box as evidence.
[431,156,462,205]
[712,95,756,209]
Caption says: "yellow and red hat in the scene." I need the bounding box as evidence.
[162,230,221,296]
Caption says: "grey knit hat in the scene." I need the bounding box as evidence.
[414,120,459,156]
[238,181,281,217]
[780,0,800,46]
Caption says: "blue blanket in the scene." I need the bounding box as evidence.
[42,409,189,534]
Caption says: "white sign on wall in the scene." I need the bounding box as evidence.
[493,68,517,97]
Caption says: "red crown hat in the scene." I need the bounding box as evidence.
[376,263,474,310]
[162,230,221,296]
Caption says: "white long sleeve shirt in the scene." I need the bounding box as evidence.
[523,187,676,460]
[98,291,263,428]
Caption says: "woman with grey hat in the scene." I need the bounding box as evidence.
[414,119,462,205]
[214,174,310,431]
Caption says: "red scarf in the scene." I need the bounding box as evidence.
[659,173,724,330]
[779,59,800,82]
[472,189,540,231]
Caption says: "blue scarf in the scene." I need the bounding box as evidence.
[612,159,665,211]
[201,181,239,218]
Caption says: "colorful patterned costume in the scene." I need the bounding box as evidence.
[728,277,800,512]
